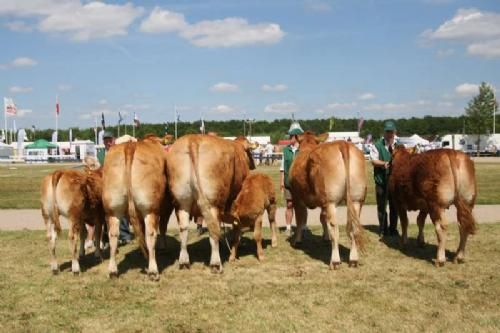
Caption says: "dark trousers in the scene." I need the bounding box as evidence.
[375,183,398,235]
[101,218,133,243]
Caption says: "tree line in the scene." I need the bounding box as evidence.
[28,115,476,144]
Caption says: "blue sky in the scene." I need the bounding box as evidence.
[1,0,500,130]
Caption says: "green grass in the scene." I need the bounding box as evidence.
[1,161,500,209]
[0,224,499,332]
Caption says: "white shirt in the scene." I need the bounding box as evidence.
[369,140,396,161]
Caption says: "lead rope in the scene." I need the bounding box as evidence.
[221,221,232,252]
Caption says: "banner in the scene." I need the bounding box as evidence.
[56,96,60,115]
[357,117,364,132]
[51,131,58,143]
[329,118,334,131]
[200,117,205,133]
[4,97,17,116]
[133,112,140,127]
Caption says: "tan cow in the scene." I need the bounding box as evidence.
[224,173,278,261]
[102,138,172,280]
[40,160,104,274]
[288,132,367,269]
[389,148,477,266]
[166,134,256,273]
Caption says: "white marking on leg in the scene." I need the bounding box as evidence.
[108,216,120,276]
[177,209,190,267]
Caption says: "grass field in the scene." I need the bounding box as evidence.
[0,223,499,332]
[1,161,500,209]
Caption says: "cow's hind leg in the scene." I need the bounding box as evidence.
[48,220,58,274]
[254,214,265,261]
[206,207,223,273]
[326,203,341,270]
[68,218,81,275]
[398,208,409,247]
[229,224,241,262]
[107,215,120,277]
[416,210,427,248]
[347,201,362,267]
[267,203,278,248]
[177,209,191,269]
[145,213,159,280]
[430,208,448,267]
[320,209,330,241]
[292,202,307,246]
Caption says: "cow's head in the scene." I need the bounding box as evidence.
[83,156,101,172]
[297,131,329,148]
[234,136,257,170]
[391,144,412,163]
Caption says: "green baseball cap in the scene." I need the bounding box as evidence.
[384,120,396,132]
[103,131,114,139]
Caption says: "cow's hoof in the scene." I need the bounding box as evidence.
[257,255,265,262]
[434,261,445,268]
[329,262,341,270]
[210,264,223,274]
[271,241,278,248]
[72,271,81,276]
[108,271,118,279]
[148,272,160,281]
[179,263,190,270]
[228,256,236,262]
[51,269,59,275]
[453,257,465,264]
[348,260,358,268]
[292,240,302,248]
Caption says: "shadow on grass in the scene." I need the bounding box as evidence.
[364,225,456,265]
[286,229,351,265]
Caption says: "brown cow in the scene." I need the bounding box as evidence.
[102,138,172,280]
[389,148,477,266]
[289,132,367,269]
[166,134,256,273]
[40,160,104,274]
[224,173,278,261]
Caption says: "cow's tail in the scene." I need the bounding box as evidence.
[448,151,477,235]
[340,142,365,253]
[188,140,220,239]
[50,171,64,235]
[124,143,147,257]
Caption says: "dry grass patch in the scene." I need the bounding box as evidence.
[0,223,499,332]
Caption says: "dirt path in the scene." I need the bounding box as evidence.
[1,205,498,231]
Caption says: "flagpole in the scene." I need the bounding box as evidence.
[132,113,135,137]
[94,118,98,144]
[3,101,7,144]
[55,95,59,142]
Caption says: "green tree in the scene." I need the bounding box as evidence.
[465,82,498,156]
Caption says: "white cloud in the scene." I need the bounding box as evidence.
[467,39,500,58]
[422,8,500,58]
[58,84,72,91]
[305,0,332,12]
[262,84,288,92]
[79,108,116,120]
[211,104,234,114]
[363,103,408,112]
[436,48,455,58]
[9,86,33,93]
[123,103,150,110]
[455,83,478,97]
[99,99,108,105]
[5,20,33,32]
[16,109,33,117]
[264,102,298,114]
[139,7,187,33]
[1,57,37,69]
[326,102,357,110]
[438,101,454,107]
[140,8,285,48]
[210,82,239,92]
[0,1,144,41]
[358,93,375,100]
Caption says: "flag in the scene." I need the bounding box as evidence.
[357,117,364,132]
[365,134,372,144]
[51,131,58,143]
[101,112,106,129]
[56,96,60,115]
[118,112,124,125]
[329,118,334,131]
[4,97,17,116]
[133,112,140,127]
[200,117,205,134]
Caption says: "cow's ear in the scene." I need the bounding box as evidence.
[316,133,329,143]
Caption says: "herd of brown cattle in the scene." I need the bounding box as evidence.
[40,132,478,279]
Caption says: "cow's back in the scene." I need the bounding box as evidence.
[233,173,275,218]
[290,141,366,207]
[102,144,130,216]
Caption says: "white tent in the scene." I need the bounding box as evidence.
[399,134,430,147]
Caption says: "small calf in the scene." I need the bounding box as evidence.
[225,173,278,261]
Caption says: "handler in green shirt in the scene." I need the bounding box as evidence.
[369,120,399,238]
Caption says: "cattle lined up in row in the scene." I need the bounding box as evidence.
[41,132,478,278]
[40,157,104,274]
[389,147,477,266]
[289,132,367,269]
